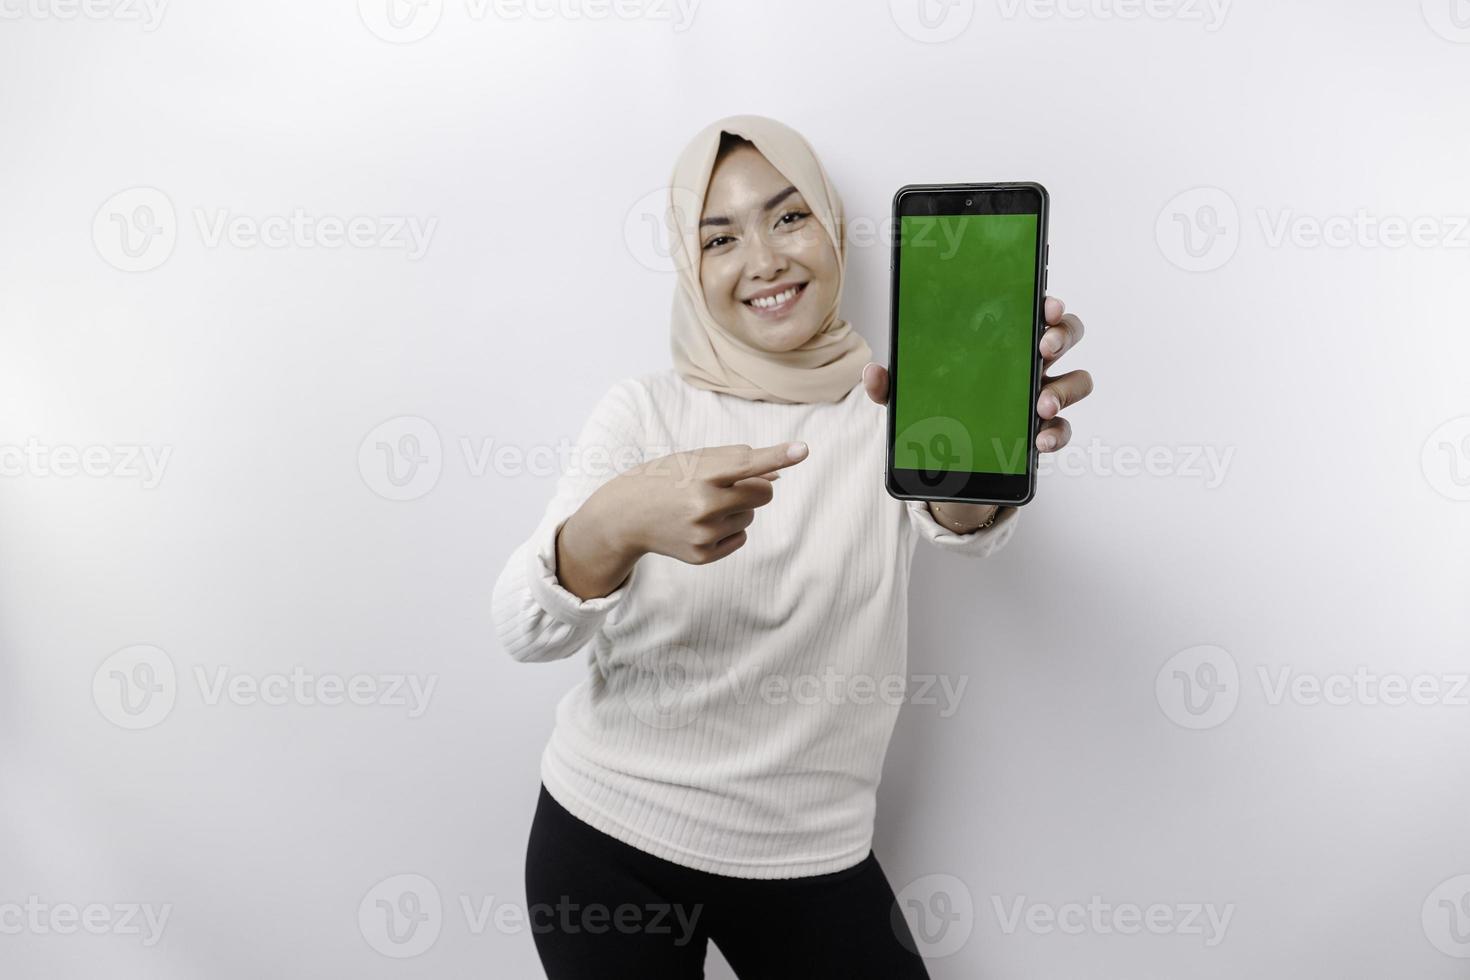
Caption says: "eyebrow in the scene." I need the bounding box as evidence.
[699,185,799,229]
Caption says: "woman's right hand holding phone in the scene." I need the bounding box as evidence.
[554,441,808,600]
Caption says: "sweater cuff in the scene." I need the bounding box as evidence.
[907,500,1020,556]
[526,517,637,628]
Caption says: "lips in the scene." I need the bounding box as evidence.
[742,282,808,317]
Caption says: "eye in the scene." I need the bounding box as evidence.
[776,209,811,228]
[702,234,733,251]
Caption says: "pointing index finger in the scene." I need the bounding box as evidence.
[713,442,809,485]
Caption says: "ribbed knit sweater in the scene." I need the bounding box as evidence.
[492,370,1019,879]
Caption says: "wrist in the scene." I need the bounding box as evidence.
[577,478,645,566]
[550,481,644,602]
[930,501,1000,533]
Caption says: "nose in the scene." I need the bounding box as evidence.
[744,228,787,281]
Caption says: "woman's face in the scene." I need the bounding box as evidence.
[698,145,840,352]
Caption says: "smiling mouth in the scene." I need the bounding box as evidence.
[743,282,808,317]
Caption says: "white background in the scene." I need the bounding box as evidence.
[2,0,1469,977]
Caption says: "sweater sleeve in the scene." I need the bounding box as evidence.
[492,379,648,663]
[905,500,1020,559]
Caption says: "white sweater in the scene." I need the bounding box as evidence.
[492,370,1019,878]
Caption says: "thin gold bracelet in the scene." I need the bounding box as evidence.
[933,503,1000,533]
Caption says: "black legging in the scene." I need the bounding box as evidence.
[524,784,931,979]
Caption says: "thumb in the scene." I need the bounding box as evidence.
[862,362,889,406]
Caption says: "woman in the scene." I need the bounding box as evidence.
[492,114,1093,978]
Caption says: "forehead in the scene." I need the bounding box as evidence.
[702,145,796,215]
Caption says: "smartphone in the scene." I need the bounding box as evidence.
[885,182,1049,506]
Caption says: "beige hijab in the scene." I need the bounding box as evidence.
[666,114,872,404]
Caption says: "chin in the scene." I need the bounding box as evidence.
[744,315,823,353]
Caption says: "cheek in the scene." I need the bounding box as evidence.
[799,249,839,310]
[791,232,838,284]
[699,258,738,309]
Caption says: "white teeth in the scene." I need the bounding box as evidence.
[749,285,800,310]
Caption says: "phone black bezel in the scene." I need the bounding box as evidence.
[884,181,1050,506]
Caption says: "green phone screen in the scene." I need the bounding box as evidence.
[893,213,1038,475]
